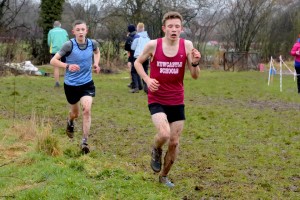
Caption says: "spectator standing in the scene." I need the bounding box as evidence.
[125,24,141,93]
[131,22,150,93]
[290,34,300,93]
[48,21,69,87]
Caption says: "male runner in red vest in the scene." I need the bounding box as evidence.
[134,11,201,187]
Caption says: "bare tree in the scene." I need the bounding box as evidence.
[243,0,300,61]
[0,0,31,34]
[0,0,41,63]
[221,0,275,52]
[187,0,226,45]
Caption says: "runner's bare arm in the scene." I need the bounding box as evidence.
[50,53,66,68]
[185,40,201,79]
[93,47,101,73]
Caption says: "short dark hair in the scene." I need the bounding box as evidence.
[162,11,183,26]
[72,20,86,28]
[127,24,136,33]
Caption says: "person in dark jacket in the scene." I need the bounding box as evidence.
[125,24,141,92]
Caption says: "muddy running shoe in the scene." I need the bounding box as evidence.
[159,176,175,188]
[151,147,162,172]
[66,120,74,138]
[81,143,90,154]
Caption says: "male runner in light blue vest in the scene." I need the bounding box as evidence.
[50,20,101,154]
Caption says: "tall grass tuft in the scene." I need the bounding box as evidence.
[35,116,61,157]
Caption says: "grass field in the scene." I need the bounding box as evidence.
[0,68,300,199]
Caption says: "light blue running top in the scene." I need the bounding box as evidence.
[64,38,94,86]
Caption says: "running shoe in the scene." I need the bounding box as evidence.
[150,147,162,172]
[159,176,175,188]
[81,143,90,154]
[130,88,139,93]
[66,120,74,138]
[54,82,60,87]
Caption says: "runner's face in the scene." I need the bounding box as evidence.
[162,18,182,40]
[72,23,88,41]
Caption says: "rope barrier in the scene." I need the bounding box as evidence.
[267,55,297,92]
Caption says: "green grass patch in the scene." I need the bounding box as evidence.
[0,69,299,199]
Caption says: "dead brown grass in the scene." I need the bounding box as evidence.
[0,111,61,163]
[36,121,61,157]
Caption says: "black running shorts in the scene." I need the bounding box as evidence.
[148,103,185,123]
[64,80,95,105]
